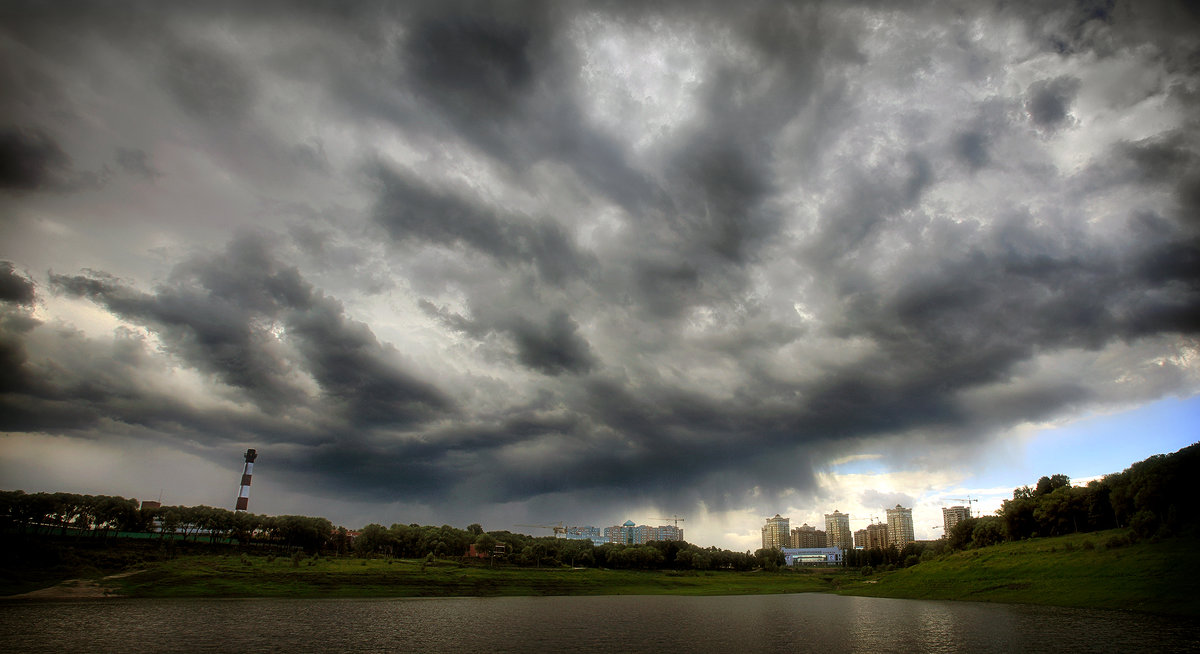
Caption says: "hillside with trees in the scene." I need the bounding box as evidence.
[948,441,1199,551]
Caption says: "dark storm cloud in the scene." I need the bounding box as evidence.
[51,235,451,423]
[419,301,596,376]
[669,136,777,264]
[50,266,308,411]
[510,311,596,376]
[1026,76,1082,130]
[370,163,594,284]
[0,288,250,440]
[405,12,537,118]
[330,0,1200,509]
[162,42,255,122]
[807,154,934,264]
[865,210,1196,349]
[0,126,70,191]
[0,262,36,304]
[3,0,1200,530]
[1120,137,1193,182]
[953,130,991,170]
[389,2,665,214]
[1012,0,1200,64]
[286,291,453,427]
[115,148,160,180]
[0,264,40,397]
[1122,134,1200,230]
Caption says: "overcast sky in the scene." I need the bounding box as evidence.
[1,1,1198,550]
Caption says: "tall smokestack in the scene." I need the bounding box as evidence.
[235,449,257,512]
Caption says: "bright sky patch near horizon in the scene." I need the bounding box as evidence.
[1,1,1197,551]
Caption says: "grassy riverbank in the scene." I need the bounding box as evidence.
[840,529,1198,616]
[111,556,835,598]
[5,529,1195,616]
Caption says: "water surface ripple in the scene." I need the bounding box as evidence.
[2,594,1196,653]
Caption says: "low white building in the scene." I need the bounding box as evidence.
[781,547,843,566]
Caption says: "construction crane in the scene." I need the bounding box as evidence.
[947,497,978,516]
[515,522,567,537]
[648,515,686,528]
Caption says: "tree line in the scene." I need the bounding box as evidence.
[351,522,764,570]
[949,441,1198,551]
[0,491,763,569]
[0,490,332,552]
[840,539,946,572]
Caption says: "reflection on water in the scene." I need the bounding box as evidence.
[1,593,1196,653]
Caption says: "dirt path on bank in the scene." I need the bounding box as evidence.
[4,570,144,600]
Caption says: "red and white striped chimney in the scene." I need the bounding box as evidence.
[235,449,257,511]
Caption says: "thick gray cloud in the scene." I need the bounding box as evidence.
[0,263,35,304]
[1026,76,1083,130]
[162,42,256,123]
[370,163,593,285]
[49,235,452,424]
[0,127,70,191]
[115,148,160,180]
[1,1,1198,541]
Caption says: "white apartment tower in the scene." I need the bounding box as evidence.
[824,510,853,550]
[762,514,790,550]
[942,505,972,537]
[886,504,915,549]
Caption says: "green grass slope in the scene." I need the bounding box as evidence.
[838,529,1199,616]
[113,556,835,598]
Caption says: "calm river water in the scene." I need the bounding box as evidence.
[2,594,1196,653]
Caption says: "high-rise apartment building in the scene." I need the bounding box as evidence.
[603,520,637,545]
[886,504,915,549]
[653,524,684,542]
[854,528,868,549]
[865,522,889,550]
[942,505,971,537]
[791,523,826,548]
[825,510,853,550]
[762,514,790,550]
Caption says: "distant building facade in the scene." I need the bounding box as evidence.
[791,523,826,548]
[762,514,790,550]
[886,504,915,549]
[854,528,868,549]
[604,520,638,544]
[864,522,889,550]
[653,524,684,542]
[942,505,971,537]
[825,510,853,550]
[781,547,843,566]
[564,525,606,546]
[603,520,683,545]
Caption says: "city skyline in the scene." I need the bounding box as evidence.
[2,2,1198,552]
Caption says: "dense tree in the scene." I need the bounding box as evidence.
[473,533,498,565]
[1035,474,1071,497]
[354,524,391,556]
[754,547,785,571]
[994,443,1199,544]
[331,526,351,556]
[971,517,1007,547]
[1033,486,1086,536]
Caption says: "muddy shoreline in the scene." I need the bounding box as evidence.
[3,571,143,600]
